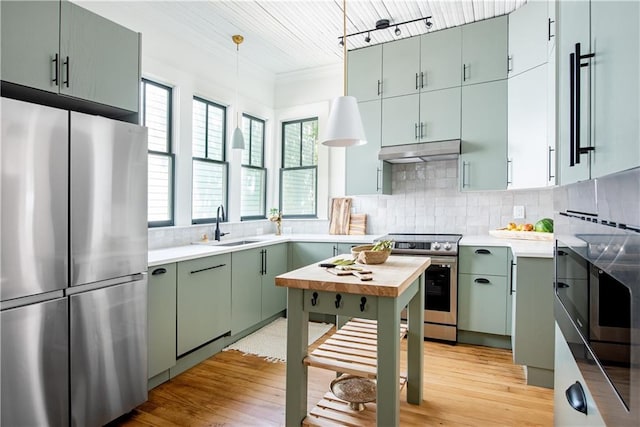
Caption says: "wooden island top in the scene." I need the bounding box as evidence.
[275,255,431,298]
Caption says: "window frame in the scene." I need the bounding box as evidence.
[279,117,318,219]
[191,96,229,225]
[142,78,175,228]
[241,113,267,221]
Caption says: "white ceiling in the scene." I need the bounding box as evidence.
[79,0,527,76]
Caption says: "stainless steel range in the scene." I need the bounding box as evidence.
[377,233,462,342]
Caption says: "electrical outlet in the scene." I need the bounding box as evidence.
[513,205,525,219]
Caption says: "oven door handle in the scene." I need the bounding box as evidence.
[565,382,588,414]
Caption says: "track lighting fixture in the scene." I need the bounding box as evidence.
[425,17,433,29]
[364,32,371,43]
[394,25,401,36]
[339,15,433,45]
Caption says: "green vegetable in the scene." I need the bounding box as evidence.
[534,218,554,233]
[371,240,393,251]
[331,258,355,266]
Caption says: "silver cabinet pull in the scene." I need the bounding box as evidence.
[548,146,556,181]
[462,161,470,188]
[507,159,513,185]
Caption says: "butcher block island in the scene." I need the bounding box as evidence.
[276,255,431,427]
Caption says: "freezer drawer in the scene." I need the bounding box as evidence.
[70,111,148,286]
[1,297,69,426]
[1,97,68,301]
[70,278,148,426]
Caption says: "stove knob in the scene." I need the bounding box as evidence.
[443,242,452,251]
[432,242,441,250]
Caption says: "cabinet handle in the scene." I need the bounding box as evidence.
[509,260,516,295]
[335,294,342,309]
[507,159,513,185]
[414,123,419,140]
[376,167,381,192]
[462,161,470,188]
[151,267,167,276]
[474,278,491,284]
[556,282,570,289]
[360,297,367,312]
[263,249,268,275]
[377,79,381,96]
[420,71,425,89]
[52,54,59,86]
[190,263,226,274]
[311,292,318,306]
[565,382,588,414]
[420,122,425,139]
[548,18,555,41]
[575,43,595,165]
[569,52,576,166]
[570,43,595,167]
[548,146,555,181]
[475,249,491,255]
[63,56,70,88]
[415,73,419,90]
[507,55,513,73]
[463,64,468,82]
[333,245,338,257]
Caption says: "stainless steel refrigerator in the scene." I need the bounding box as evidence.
[1,97,148,426]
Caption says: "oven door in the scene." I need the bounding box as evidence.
[424,256,457,326]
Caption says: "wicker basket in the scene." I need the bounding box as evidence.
[351,244,391,265]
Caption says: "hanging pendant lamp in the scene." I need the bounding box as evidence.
[321,0,367,147]
[232,34,245,150]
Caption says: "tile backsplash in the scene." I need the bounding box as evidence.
[149,160,554,249]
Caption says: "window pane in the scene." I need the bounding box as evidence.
[301,120,318,166]
[250,120,264,167]
[144,83,170,152]
[282,168,316,216]
[192,160,227,221]
[241,167,266,218]
[241,117,251,165]
[207,104,224,161]
[148,153,172,222]
[192,99,206,158]
[283,122,301,168]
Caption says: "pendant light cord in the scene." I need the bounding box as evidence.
[343,0,347,96]
[236,42,240,126]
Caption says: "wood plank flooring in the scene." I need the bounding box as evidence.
[112,327,553,426]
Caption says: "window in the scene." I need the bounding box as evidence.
[192,97,228,223]
[241,114,266,220]
[280,118,318,217]
[141,79,174,227]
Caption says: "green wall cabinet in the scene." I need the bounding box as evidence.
[148,263,177,379]
[419,26,462,91]
[461,16,508,86]
[177,253,231,356]
[1,0,140,113]
[507,0,549,77]
[347,44,382,103]
[381,36,421,99]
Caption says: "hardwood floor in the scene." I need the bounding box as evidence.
[114,328,553,426]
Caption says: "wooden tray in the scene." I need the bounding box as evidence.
[489,229,554,241]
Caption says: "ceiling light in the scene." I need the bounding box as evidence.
[425,17,433,29]
[321,0,366,148]
[364,32,371,43]
[394,26,401,36]
[338,16,433,45]
[231,34,245,150]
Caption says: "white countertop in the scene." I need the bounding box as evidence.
[460,235,554,258]
[148,234,383,266]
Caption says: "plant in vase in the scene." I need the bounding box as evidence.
[269,208,282,235]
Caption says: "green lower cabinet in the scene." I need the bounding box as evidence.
[231,248,262,335]
[148,263,177,379]
[261,243,289,320]
[290,242,336,269]
[458,273,509,335]
[177,253,231,356]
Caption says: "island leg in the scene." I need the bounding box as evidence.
[377,296,400,426]
[286,288,309,427]
[406,274,425,404]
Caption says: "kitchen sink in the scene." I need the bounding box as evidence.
[216,240,261,247]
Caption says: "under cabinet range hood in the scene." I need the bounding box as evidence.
[378,139,461,163]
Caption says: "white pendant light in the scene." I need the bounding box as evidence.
[232,34,245,150]
[321,0,367,147]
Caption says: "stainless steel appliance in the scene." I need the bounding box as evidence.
[376,233,462,342]
[554,167,640,425]
[1,97,148,426]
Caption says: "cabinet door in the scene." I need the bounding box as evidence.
[419,26,462,91]
[508,0,548,76]
[458,273,508,335]
[590,1,640,179]
[290,242,335,269]
[381,94,420,146]
[177,254,231,355]
[346,100,391,195]
[348,45,382,103]
[459,246,509,276]
[419,87,461,142]
[507,64,550,189]
[382,37,421,98]
[0,0,60,93]
[462,15,508,85]
[148,264,177,378]
[262,243,289,320]
[460,80,507,191]
[231,248,262,335]
[557,0,590,184]
[336,242,366,256]
[59,1,139,112]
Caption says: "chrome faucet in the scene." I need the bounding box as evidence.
[215,205,228,241]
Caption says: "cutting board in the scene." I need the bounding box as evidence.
[329,198,352,235]
[489,229,554,241]
[348,214,367,235]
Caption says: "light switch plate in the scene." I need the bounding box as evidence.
[513,205,525,219]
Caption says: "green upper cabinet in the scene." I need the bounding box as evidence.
[557,0,639,184]
[381,36,421,98]
[261,243,289,320]
[347,45,382,103]
[345,99,391,195]
[419,87,461,142]
[507,0,549,77]
[1,0,140,113]
[460,80,508,191]
[1,0,60,94]
[381,93,420,146]
[419,26,462,92]
[462,15,508,86]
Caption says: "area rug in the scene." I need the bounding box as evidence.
[223,317,332,363]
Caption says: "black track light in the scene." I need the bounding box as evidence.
[364,32,371,43]
[394,26,401,36]
[337,15,432,45]
[339,37,344,46]
[425,17,433,29]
